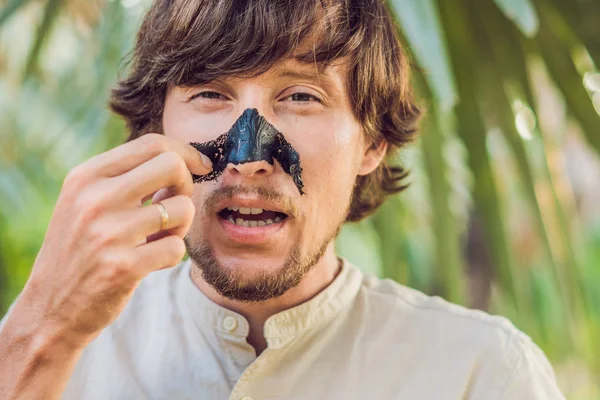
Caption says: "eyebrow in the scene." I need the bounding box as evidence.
[276,68,337,91]
[278,69,321,80]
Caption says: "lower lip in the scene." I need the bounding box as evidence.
[217,216,286,245]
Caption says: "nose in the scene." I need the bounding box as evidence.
[226,160,274,178]
[222,107,278,179]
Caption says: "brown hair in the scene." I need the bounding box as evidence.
[110,0,421,222]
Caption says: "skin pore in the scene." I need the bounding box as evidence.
[162,59,386,354]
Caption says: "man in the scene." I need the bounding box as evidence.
[0,0,564,399]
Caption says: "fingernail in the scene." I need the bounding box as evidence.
[200,153,213,169]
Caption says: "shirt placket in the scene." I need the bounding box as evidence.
[216,313,257,389]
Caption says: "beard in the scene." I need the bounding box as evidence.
[185,236,332,303]
[184,185,346,303]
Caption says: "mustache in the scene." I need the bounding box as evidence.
[202,185,300,218]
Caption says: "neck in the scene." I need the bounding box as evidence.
[189,244,341,355]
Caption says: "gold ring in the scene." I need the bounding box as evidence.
[156,202,169,231]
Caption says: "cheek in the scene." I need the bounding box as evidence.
[285,113,361,180]
[284,113,362,217]
[162,99,233,142]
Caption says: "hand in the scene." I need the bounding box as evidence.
[14,133,212,348]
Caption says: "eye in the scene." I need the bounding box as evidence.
[189,91,227,101]
[282,92,321,103]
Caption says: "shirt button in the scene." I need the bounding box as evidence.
[223,316,238,332]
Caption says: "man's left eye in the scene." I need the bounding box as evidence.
[284,93,320,102]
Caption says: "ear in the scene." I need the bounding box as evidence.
[357,140,388,176]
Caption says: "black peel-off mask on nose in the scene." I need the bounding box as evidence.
[190,108,304,195]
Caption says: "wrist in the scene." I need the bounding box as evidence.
[0,307,86,400]
[6,288,92,355]
[1,307,87,361]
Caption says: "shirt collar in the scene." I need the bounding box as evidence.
[177,257,363,348]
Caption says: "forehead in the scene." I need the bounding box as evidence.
[220,58,349,89]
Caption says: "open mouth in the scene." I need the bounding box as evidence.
[218,207,289,227]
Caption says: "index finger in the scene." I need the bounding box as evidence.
[86,133,212,178]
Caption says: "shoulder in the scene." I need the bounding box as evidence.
[357,271,520,341]
[348,267,564,398]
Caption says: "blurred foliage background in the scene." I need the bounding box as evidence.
[0,0,599,397]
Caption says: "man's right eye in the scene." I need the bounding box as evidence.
[189,91,226,101]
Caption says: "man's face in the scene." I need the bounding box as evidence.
[162,59,382,301]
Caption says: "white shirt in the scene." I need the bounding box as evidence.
[2,258,565,399]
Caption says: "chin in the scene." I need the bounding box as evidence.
[185,235,316,302]
[213,253,291,279]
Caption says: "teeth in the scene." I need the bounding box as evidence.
[226,206,268,214]
[227,215,284,227]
